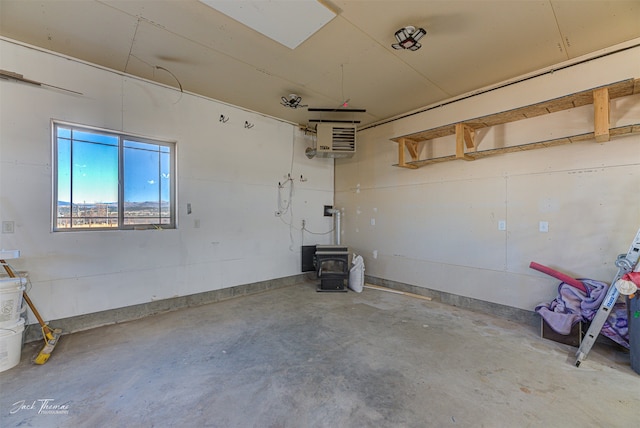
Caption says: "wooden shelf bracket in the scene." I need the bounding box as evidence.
[593,87,610,143]
[455,123,476,160]
[397,137,419,169]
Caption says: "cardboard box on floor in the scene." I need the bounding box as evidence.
[541,319,583,347]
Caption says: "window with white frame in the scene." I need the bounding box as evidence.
[53,122,176,230]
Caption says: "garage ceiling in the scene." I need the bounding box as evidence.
[1,0,639,128]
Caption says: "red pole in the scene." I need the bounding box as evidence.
[529,261,587,293]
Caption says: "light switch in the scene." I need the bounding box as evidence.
[539,221,549,232]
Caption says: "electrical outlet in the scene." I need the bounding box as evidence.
[2,221,14,234]
[498,220,506,231]
[539,221,549,232]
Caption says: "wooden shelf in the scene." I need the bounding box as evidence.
[394,124,640,168]
[392,78,640,168]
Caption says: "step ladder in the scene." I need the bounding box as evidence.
[575,227,640,367]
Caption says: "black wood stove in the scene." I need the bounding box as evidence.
[314,245,349,292]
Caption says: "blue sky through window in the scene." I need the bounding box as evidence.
[57,129,171,204]
[123,140,171,203]
[57,130,119,204]
[71,140,118,204]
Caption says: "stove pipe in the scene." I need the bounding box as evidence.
[327,209,341,245]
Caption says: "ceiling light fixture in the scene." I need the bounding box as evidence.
[281,94,308,109]
[392,25,426,51]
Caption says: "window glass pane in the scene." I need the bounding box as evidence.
[71,140,119,228]
[56,137,71,229]
[160,151,171,201]
[57,127,72,139]
[53,123,175,231]
[72,130,118,146]
[124,140,154,150]
[124,142,161,225]
[160,151,171,222]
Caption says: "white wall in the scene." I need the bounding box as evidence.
[336,43,640,311]
[0,39,334,322]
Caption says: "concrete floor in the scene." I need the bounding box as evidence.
[1,281,638,427]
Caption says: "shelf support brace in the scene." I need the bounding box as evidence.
[593,87,610,142]
[455,123,475,160]
[397,138,419,169]
[405,138,419,160]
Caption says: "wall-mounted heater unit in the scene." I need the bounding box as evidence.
[315,123,356,158]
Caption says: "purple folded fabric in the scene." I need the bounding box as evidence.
[600,303,629,349]
[535,279,629,348]
[535,279,607,334]
[536,306,582,335]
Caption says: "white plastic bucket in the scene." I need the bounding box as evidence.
[0,317,25,372]
[0,277,26,328]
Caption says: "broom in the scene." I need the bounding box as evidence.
[1,259,62,364]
